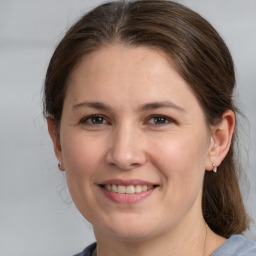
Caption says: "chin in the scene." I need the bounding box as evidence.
[107,228,155,243]
[95,216,160,243]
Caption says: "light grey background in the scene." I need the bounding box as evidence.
[0,0,255,255]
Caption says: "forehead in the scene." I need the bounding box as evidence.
[66,45,201,113]
[71,44,176,81]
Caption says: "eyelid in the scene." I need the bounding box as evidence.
[146,114,175,125]
[80,114,110,125]
[79,114,175,126]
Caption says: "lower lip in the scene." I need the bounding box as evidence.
[99,186,156,204]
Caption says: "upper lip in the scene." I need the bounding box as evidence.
[99,179,157,186]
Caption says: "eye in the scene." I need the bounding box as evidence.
[80,115,108,125]
[147,115,174,125]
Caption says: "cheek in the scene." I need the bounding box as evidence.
[60,132,106,221]
[61,132,105,178]
[150,131,209,182]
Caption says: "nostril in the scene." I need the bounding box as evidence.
[106,154,147,171]
[105,135,147,170]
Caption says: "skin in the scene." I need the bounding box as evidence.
[48,45,234,256]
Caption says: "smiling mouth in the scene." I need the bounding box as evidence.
[101,184,158,194]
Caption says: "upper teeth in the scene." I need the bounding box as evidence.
[104,184,154,194]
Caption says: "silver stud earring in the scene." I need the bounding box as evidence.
[212,163,217,173]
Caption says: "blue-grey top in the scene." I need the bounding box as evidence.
[74,235,256,256]
[211,234,256,255]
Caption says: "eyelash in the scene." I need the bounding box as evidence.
[80,114,109,125]
[147,115,174,126]
[80,114,174,126]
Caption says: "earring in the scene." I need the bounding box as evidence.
[58,162,64,171]
[212,163,217,173]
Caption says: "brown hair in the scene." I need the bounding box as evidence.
[43,0,249,237]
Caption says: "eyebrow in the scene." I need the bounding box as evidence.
[139,102,186,112]
[72,101,186,112]
[72,101,112,111]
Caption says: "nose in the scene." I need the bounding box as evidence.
[106,124,147,170]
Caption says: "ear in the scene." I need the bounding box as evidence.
[47,117,63,163]
[205,110,235,171]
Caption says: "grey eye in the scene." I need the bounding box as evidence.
[81,115,107,125]
[148,116,172,125]
[90,116,105,124]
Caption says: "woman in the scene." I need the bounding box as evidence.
[43,1,256,255]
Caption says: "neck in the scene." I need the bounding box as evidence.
[94,217,211,256]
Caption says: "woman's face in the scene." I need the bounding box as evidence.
[56,45,214,242]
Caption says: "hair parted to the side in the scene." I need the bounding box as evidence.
[43,0,249,237]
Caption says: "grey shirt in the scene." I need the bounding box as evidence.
[74,235,256,256]
[211,235,256,255]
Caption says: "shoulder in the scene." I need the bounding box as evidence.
[73,243,96,256]
[73,236,256,256]
[211,235,256,256]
